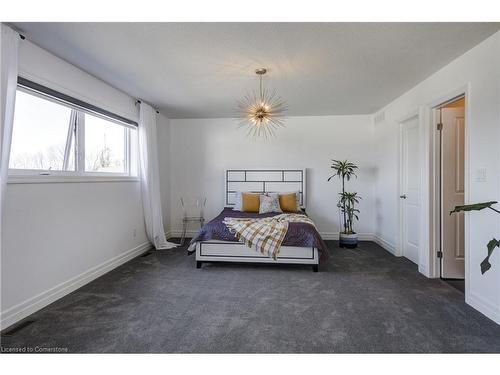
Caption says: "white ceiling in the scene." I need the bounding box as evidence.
[12,22,500,118]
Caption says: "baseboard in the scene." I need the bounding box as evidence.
[168,227,390,255]
[357,233,375,241]
[319,232,375,241]
[373,235,398,256]
[167,230,377,242]
[467,292,500,325]
[166,229,200,238]
[418,264,430,277]
[319,232,338,240]
[0,241,152,331]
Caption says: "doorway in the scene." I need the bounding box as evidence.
[435,96,466,282]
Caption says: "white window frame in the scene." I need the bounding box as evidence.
[8,86,139,184]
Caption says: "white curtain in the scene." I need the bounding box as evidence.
[138,102,177,250]
[0,25,19,242]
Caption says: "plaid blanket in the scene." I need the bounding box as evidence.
[223,214,316,260]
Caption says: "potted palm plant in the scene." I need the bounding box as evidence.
[328,160,361,248]
[450,201,499,274]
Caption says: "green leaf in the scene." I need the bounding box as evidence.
[448,201,500,275]
[480,238,499,274]
[487,238,500,257]
[480,258,491,274]
[449,201,497,215]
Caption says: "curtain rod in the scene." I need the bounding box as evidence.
[136,99,160,114]
[9,25,25,40]
[19,76,138,127]
[7,24,26,39]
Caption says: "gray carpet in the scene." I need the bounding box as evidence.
[444,279,466,293]
[2,240,500,353]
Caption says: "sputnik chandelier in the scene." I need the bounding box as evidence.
[237,68,287,138]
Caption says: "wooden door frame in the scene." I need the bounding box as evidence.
[426,84,470,300]
[435,100,466,279]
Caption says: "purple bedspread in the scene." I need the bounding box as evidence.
[189,208,329,262]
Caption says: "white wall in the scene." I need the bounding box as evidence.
[1,182,148,324]
[373,32,500,323]
[0,40,150,329]
[166,115,376,239]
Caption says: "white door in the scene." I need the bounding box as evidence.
[400,116,420,265]
[441,107,465,279]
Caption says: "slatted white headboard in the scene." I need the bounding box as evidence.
[224,169,306,208]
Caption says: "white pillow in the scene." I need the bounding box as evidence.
[259,193,283,214]
[233,191,243,211]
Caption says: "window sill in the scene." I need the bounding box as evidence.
[7,175,140,184]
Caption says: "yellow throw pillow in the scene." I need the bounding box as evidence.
[241,193,260,212]
[279,192,299,212]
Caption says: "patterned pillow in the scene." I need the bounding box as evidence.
[259,193,283,214]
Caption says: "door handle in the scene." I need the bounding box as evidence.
[400,194,407,199]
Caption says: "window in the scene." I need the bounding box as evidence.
[9,84,138,180]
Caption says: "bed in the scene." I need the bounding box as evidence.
[188,169,328,272]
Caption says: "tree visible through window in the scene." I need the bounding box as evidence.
[85,113,126,173]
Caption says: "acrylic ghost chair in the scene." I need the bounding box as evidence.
[180,197,207,246]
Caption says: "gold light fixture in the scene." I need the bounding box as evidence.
[237,68,287,138]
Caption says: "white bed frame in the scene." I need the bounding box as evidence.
[195,168,320,272]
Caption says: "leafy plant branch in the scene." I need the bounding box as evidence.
[450,201,499,274]
[340,191,361,234]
